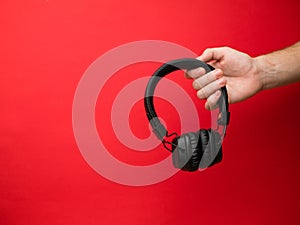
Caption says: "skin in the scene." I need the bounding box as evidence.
[186,42,300,110]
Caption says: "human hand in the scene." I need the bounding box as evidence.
[186,47,263,110]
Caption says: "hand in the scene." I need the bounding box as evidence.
[186,47,263,110]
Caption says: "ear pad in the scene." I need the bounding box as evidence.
[199,129,223,169]
[172,129,223,171]
[172,131,201,171]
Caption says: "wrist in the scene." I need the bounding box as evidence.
[253,55,279,90]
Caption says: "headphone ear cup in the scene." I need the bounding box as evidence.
[210,130,223,166]
[199,129,223,169]
[172,132,201,171]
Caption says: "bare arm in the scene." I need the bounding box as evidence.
[255,42,300,90]
[186,42,300,109]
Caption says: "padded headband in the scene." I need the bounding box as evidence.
[144,58,230,141]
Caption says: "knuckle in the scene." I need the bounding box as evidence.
[203,74,214,84]
[204,48,212,54]
[187,69,197,78]
[205,101,214,110]
[206,98,212,107]
[197,89,207,99]
[192,80,198,89]
[205,102,211,110]
[193,79,202,89]
[185,71,192,78]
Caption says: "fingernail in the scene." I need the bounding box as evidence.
[215,69,222,78]
[218,78,226,86]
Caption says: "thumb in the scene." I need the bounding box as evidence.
[197,47,227,63]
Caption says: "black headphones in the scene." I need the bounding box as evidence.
[144,58,230,171]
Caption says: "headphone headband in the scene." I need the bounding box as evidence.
[144,58,230,142]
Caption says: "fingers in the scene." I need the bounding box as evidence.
[184,47,231,110]
[184,67,206,79]
[192,68,226,110]
[205,90,221,110]
[195,76,226,100]
[191,68,226,100]
[185,66,226,110]
[192,69,223,89]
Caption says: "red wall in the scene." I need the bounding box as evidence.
[1,0,300,224]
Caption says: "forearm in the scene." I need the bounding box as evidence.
[254,41,300,90]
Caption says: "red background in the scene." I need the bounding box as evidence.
[1,0,300,224]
